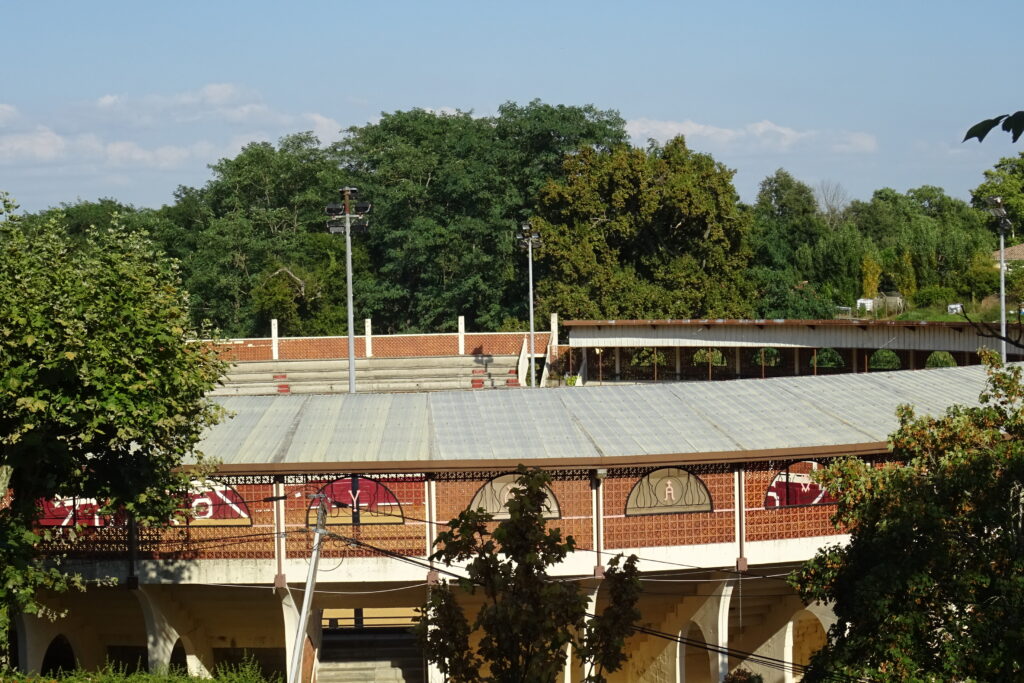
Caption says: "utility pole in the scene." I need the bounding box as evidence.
[326,188,371,393]
[519,222,541,387]
[288,494,327,683]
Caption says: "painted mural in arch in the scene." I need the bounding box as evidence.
[764,461,836,508]
[36,479,253,528]
[625,467,712,516]
[469,473,560,520]
[174,479,252,527]
[308,475,405,526]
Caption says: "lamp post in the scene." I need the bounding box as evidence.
[986,196,1012,362]
[519,222,541,387]
[326,188,371,394]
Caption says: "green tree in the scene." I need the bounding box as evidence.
[791,354,1024,681]
[0,193,225,663]
[972,152,1024,239]
[750,169,826,275]
[417,466,640,683]
[333,102,626,333]
[534,137,753,320]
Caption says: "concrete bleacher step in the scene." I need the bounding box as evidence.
[317,660,407,682]
[320,629,424,683]
[212,355,520,395]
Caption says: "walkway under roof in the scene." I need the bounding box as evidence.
[562,318,1020,355]
[200,364,995,474]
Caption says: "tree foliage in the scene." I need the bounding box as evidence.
[964,112,1024,144]
[534,137,753,320]
[416,466,640,683]
[0,193,225,663]
[791,354,1024,681]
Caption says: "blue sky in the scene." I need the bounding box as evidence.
[2,1,1021,213]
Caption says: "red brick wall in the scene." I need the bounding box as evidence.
[211,332,549,362]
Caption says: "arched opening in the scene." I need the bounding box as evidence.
[41,634,76,676]
[170,638,187,671]
[764,461,835,508]
[925,350,957,368]
[680,622,714,683]
[810,347,844,374]
[791,610,827,673]
[869,349,901,371]
[626,468,713,515]
[469,473,560,520]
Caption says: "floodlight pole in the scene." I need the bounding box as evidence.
[1000,226,1007,362]
[343,188,356,394]
[519,222,542,387]
[289,495,327,683]
[986,197,1012,362]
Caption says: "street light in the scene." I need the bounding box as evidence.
[986,196,1012,362]
[518,222,541,387]
[325,187,371,393]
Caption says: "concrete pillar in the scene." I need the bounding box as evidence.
[279,585,301,683]
[614,347,621,380]
[458,316,465,355]
[689,581,733,682]
[734,348,741,378]
[271,319,279,360]
[550,313,559,361]
[134,586,213,677]
[365,318,373,358]
[15,599,104,674]
[792,348,800,376]
[851,348,858,373]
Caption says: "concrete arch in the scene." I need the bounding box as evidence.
[679,621,715,683]
[40,634,76,675]
[789,609,827,676]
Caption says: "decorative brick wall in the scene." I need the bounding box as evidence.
[744,461,841,542]
[603,467,735,549]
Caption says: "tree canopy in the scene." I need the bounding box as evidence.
[416,466,641,683]
[534,137,754,320]
[0,193,225,660]
[791,354,1024,681]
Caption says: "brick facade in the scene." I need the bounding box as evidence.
[212,331,551,362]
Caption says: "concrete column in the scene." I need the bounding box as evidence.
[134,586,213,677]
[133,588,180,674]
[271,319,279,360]
[458,316,465,355]
[365,318,373,358]
[792,348,800,376]
[279,584,318,683]
[675,348,681,380]
[690,581,733,682]
[550,313,559,361]
[614,347,621,380]
[734,348,741,378]
[851,349,858,373]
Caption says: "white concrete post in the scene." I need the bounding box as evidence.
[271,319,279,360]
[458,316,465,356]
[550,313,558,360]
[365,318,373,358]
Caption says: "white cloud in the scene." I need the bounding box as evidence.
[627,117,876,155]
[304,113,342,143]
[0,126,66,162]
[831,131,878,153]
[0,104,19,126]
[96,94,121,109]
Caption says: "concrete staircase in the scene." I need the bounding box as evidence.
[318,629,424,683]
[210,355,520,395]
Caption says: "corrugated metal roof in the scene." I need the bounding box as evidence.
[198,365,997,472]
